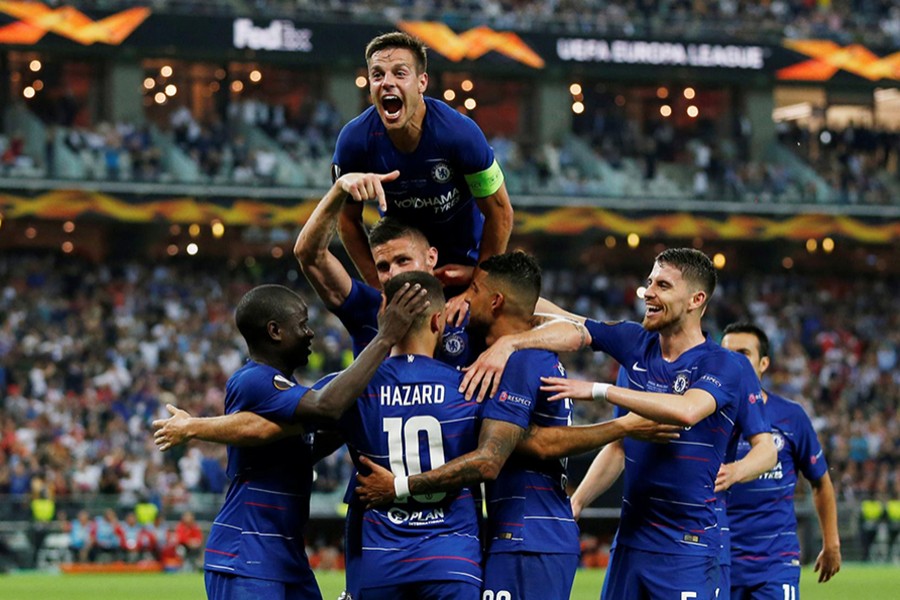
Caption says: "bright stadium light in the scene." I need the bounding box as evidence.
[713,253,726,269]
[636,286,646,299]
[29,59,41,72]
[167,244,178,256]
[569,83,582,96]
[627,233,640,248]
[782,257,794,269]
[823,237,835,253]
[443,89,456,101]
[211,220,225,238]
[25,226,37,239]
[687,105,699,118]
[271,247,284,259]
[683,87,696,99]
[143,77,155,90]
[161,65,173,77]
[186,243,199,256]
[656,87,669,99]
[23,86,35,99]
[154,92,166,104]
[464,98,477,110]
[61,241,74,253]
[165,84,177,97]
[33,80,43,91]
[249,69,262,83]
[605,235,616,248]
[572,101,585,114]
[63,221,75,233]
[189,223,201,238]
[806,238,817,253]
[660,105,672,117]
[461,79,474,92]
[355,76,367,88]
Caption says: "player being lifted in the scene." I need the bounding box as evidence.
[333,31,513,323]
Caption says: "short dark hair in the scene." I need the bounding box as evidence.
[655,248,717,302]
[722,322,770,359]
[480,251,542,313]
[368,216,430,250]
[384,271,445,328]
[235,285,305,346]
[366,32,427,73]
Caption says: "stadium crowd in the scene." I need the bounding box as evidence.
[67,0,900,46]
[0,251,897,562]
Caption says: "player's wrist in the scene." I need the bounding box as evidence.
[592,382,611,402]
[393,476,410,500]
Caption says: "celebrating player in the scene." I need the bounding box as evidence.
[722,322,841,599]
[465,248,773,599]
[153,283,427,600]
[333,31,513,323]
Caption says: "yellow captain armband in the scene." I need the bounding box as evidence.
[465,159,504,198]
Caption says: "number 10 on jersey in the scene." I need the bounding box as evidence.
[384,416,447,503]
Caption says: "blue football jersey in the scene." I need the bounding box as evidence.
[716,355,769,567]
[204,361,316,583]
[338,354,483,588]
[480,350,580,556]
[586,320,745,557]
[333,97,496,267]
[728,392,828,585]
[330,278,472,368]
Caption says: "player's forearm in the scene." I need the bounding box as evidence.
[297,336,393,421]
[338,205,380,288]
[501,318,591,355]
[475,186,513,264]
[517,420,626,460]
[187,412,296,446]
[605,387,715,427]
[733,433,777,482]
[812,473,841,551]
[409,420,522,495]
[295,182,345,264]
[571,442,625,509]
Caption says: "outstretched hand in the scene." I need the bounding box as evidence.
[460,338,516,402]
[714,462,742,493]
[540,377,595,402]
[337,170,400,212]
[355,456,397,508]
[377,283,430,345]
[152,403,192,452]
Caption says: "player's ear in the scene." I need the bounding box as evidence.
[689,290,707,312]
[430,309,444,334]
[758,355,770,375]
[267,320,282,342]
[490,291,505,315]
[418,71,428,94]
[426,246,438,270]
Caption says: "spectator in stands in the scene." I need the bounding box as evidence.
[173,510,203,571]
[93,508,124,562]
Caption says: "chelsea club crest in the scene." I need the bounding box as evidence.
[442,333,464,357]
[672,373,689,395]
[431,161,452,183]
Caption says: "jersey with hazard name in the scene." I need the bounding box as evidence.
[587,320,745,557]
[338,354,483,588]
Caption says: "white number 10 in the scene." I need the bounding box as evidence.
[384,416,446,503]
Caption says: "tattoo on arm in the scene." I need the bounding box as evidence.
[409,421,523,496]
[573,321,587,348]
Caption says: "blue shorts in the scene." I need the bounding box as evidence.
[732,579,799,600]
[601,547,719,600]
[358,580,480,600]
[205,571,322,600]
[482,552,579,600]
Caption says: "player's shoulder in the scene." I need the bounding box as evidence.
[767,392,813,423]
[228,361,307,394]
[507,348,562,375]
[335,106,380,147]
[425,97,483,136]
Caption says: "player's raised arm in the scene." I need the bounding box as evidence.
[355,418,524,507]
[461,317,591,402]
[293,281,428,421]
[541,377,718,427]
[339,199,381,289]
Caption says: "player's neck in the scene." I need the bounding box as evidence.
[657,323,706,362]
[485,315,531,346]
[387,99,426,153]
[390,331,439,358]
[248,350,294,378]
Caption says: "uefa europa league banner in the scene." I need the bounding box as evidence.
[1,3,898,83]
